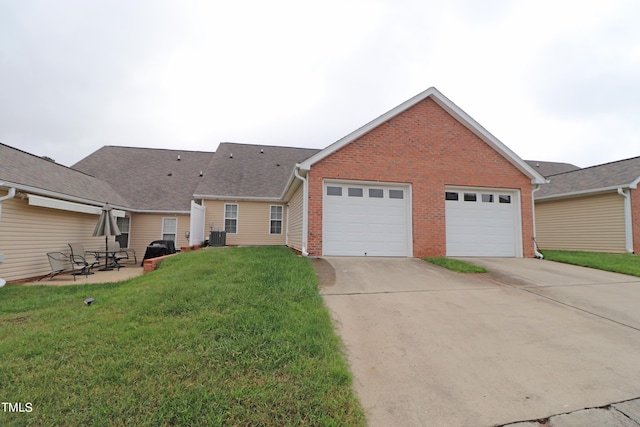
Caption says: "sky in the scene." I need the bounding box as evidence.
[1,0,639,168]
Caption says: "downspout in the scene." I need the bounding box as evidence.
[294,165,309,257]
[531,185,544,259]
[0,186,17,221]
[618,188,634,253]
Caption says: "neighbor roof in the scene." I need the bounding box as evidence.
[525,160,581,177]
[535,156,640,200]
[72,146,215,211]
[194,142,320,199]
[0,143,128,206]
[298,87,547,185]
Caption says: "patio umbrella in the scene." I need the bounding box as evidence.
[93,203,121,253]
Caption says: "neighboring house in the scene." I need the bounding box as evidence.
[533,156,640,254]
[1,87,547,283]
[0,144,130,282]
[72,146,216,258]
[525,160,581,177]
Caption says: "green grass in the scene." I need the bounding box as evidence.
[0,247,364,426]
[541,250,640,277]
[423,257,488,273]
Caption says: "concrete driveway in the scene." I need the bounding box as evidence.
[320,257,640,427]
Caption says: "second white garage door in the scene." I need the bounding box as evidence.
[445,187,521,257]
[323,181,411,256]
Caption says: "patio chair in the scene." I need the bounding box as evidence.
[68,243,99,276]
[108,241,137,265]
[39,252,73,281]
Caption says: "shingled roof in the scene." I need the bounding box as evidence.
[535,156,640,199]
[72,146,215,211]
[194,143,320,199]
[525,160,581,177]
[0,143,128,206]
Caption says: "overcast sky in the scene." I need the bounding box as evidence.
[1,0,639,168]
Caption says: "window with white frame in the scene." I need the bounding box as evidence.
[270,205,283,235]
[116,216,130,248]
[162,217,177,242]
[225,204,238,234]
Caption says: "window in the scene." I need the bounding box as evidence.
[445,192,459,201]
[499,195,511,204]
[464,193,477,202]
[162,217,177,242]
[481,194,494,203]
[369,188,384,198]
[224,204,238,233]
[348,187,363,197]
[326,186,342,196]
[389,189,404,199]
[270,205,283,235]
[116,216,130,248]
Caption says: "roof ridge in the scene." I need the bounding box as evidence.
[101,145,215,154]
[218,141,321,151]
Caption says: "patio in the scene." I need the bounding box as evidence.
[25,266,144,286]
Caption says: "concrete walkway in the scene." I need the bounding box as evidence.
[320,257,640,427]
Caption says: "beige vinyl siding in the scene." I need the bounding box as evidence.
[287,185,304,251]
[0,197,108,282]
[128,213,191,258]
[203,200,287,246]
[536,192,626,253]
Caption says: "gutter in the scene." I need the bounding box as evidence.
[294,164,309,256]
[0,185,16,221]
[618,188,634,253]
[531,185,544,259]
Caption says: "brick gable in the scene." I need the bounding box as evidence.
[306,97,535,257]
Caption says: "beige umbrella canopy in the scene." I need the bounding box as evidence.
[93,204,121,253]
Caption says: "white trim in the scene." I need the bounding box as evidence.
[223,203,239,234]
[194,194,283,202]
[161,217,178,242]
[618,188,634,253]
[536,184,634,201]
[28,194,125,217]
[269,204,284,235]
[298,87,546,185]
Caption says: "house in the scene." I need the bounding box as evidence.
[0,87,546,283]
[289,87,546,258]
[533,156,640,253]
[0,144,130,282]
[72,146,216,255]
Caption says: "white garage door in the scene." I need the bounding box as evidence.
[323,181,411,256]
[445,188,520,257]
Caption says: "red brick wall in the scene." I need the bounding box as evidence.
[306,97,535,258]
[631,188,640,254]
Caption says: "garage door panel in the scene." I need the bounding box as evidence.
[446,188,518,257]
[324,182,410,257]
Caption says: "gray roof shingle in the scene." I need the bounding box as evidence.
[536,156,640,199]
[0,143,128,206]
[525,160,581,177]
[194,143,320,199]
[72,146,215,211]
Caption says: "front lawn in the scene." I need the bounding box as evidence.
[541,250,640,277]
[0,247,364,426]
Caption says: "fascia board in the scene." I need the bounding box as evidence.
[192,194,284,202]
[0,180,129,210]
[535,185,631,201]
